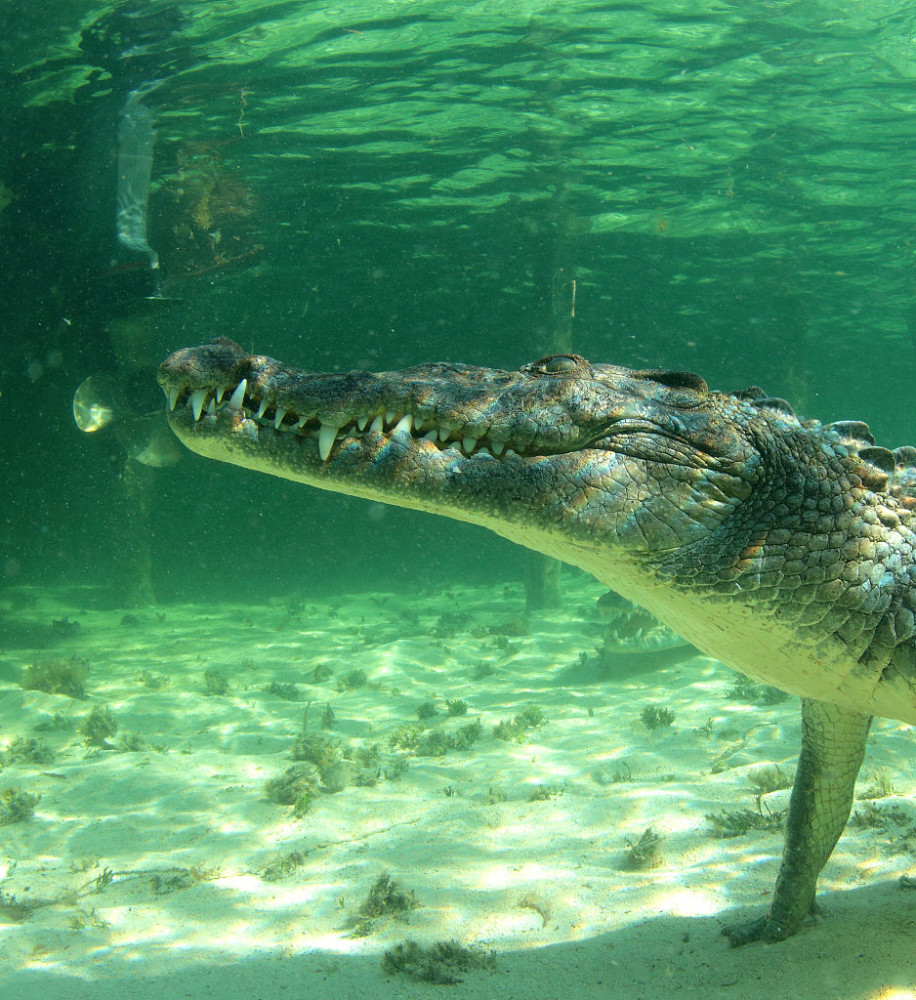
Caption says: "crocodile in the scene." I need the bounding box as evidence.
[158,337,916,945]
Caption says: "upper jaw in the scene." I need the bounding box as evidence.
[157,338,610,462]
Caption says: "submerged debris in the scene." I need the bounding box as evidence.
[0,787,40,825]
[203,669,229,696]
[528,784,561,802]
[264,681,301,701]
[78,705,118,748]
[727,674,790,705]
[416,719,483,757]
[265,765,318,816]
[517,894,551,927]
[623,827,663,869]
[0,889,45,921]
[859,768,896,800]
[307,663,334,684]
[706,805,786,838]
[382,940,495,984]
[850,802,909,831]
[2,737,54,766]
[138,670,170,689]
[22,656,89,699]
[351,873,417,937]
[363,873,415,917]
[319,759,356,793]
[290,732,341,769]
[493,705,545,741]
[486,618,529,638]
[338,668,368,691]
[388,723,425,751]
[640,705,675,731]
[747,764,793,796]
[261,850,308,883]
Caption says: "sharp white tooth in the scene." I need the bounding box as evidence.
[385,409,397,425]
[393,414,413,435]
[257,400,269,419]
[190,389,207,421]
[477,445,491,457]
[168,386,179,411]
[463,436,476,453]
[215,387,227,404]
[370,414,384,433]
[422,430,438,442]
[492,440,505,456]
[274,407,288,430]
[414,415,425,431]
[357,415,368,431]
[438,427,450,441]
[228,379,247,409]
[318,422,340,461]
[207,398,216,416]
[297,416,307,429]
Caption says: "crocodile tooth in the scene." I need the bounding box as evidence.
[239,417,258,443]
[297,416,307,429]
[463,436,477,453]
[168,386,179,411]
[215,387,227,405]
[227,378,247,410]
[370,414,384,433]
[422,430,438,442]
[190,389,207,422]
[318,422,340,461]
[206,398,216,416]
[393,414,413,435]
[257,399,269,419]
[414,415,425,431]
[438,427,450,442]
[274,407,288,430]
[385,409,398,426]
[357,415,369,431]
[491,440,505,456]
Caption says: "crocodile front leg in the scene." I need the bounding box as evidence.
[725,698,872,946]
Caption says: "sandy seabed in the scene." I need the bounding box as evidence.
[0,577,914,1000]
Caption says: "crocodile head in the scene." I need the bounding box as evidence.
[157,337,758,579]
[157,337,916,718]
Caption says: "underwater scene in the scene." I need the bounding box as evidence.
[2,2,916,998]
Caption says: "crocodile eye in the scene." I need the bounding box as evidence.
[543,355,578,373]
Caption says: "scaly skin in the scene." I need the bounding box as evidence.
[158,338,916,943]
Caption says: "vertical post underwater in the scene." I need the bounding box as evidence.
[105,86,162,606]
[112,459,156,606]
[524,195,576,612]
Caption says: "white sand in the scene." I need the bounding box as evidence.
[1,578,914,999]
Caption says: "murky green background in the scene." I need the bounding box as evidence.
[2,0,914,599]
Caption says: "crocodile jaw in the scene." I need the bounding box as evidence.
[158,344,637,578]
[157,338,748,569]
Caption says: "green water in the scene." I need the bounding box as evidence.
[2,0,915,595]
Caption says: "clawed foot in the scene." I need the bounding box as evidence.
[722,914,796,947]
